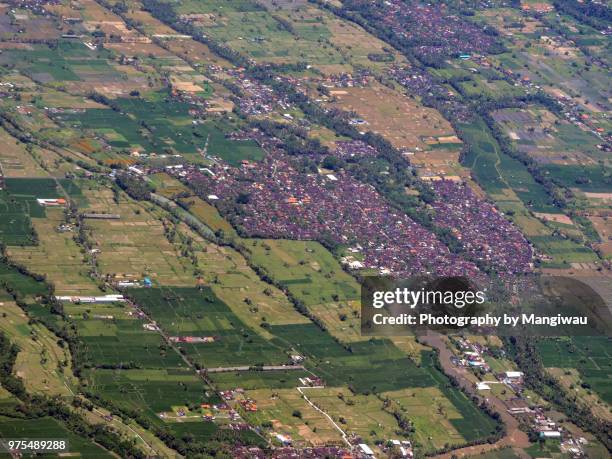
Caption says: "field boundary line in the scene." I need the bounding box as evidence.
[296,386,352,448]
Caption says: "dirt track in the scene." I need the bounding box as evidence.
[420,333,531,458]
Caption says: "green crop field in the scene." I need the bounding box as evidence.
[57,95,263,165]
[460,119,558,213]
[4,178,61,198]
[246,239,359,306]
[0,261,48,297]
[208,369,312,390]
[0,42,117,83]
[75,314,187,369]
[127,287,288,367]
[0,191,36,246]
[543,164,611,192]
[87,368,218,422]
[536,337,612,404]
[0,416,112,457]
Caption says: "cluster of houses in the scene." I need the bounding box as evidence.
[429,179,533,277]
[315,71,372,90]
[232,446,354,458]
[333,141,379,160]
[181,147,483,280]
[379,0,498,60]
[55,294,126,304]
[168,336,216,343]
[160,121,537,283]
[451,337,491,371]
[528,410,589,457]
[378,439,413,458]
[389,65,473,122]
[298,376,324,387]
[226,69,292,115]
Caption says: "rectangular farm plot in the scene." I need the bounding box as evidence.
[0,191,37,246]
[76,315,185,368]
[300,387,401,443]
[0,178,83,246]
[86,368,216,423]
[82,193,196,286]
[209,370,313,391]
[0,416,113,457]
[246,239,359,306]
[329,83,455,150]
[0,127,48,178]
[383,386,466,451]
[7,208,100,296]
[269,324,431,393]
[537,337,612,405]
[127,287,289,368]
[243,388,345,446]
[56,97,263,164]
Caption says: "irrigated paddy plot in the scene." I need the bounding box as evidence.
[537,337,612,405]
[56,95,264,165]
[0,416,113,458]
[7,208,100,296]
[76,310,186,369]
[246,239,359,307]
[242,387,344,446]
[87,368,217,424]
[81,187,197,286]
[329,83,455,151]
[209,369,311,390]
[127,286,289,368]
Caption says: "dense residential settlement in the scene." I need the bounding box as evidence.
[0,0,609,458]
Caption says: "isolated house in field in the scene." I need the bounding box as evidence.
[37,198,66,207]
[505,371,524,379]
[358,443,375,458]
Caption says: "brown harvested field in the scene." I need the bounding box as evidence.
[588,216,612,257]
[170,80,203,93]
[0,128,49,178]
[24,90,106,109]
[43,3,83,19]
[244,388,344,446]
[16,17,61,41]
[66,76,155,98]
[330,82,455,150]
[165,38,232,67]
[481,9,544,36]
[104,42,175,58]
[315,64,354,75]
[83,20,141,38]
[583,192,612,202]
[7,209,102,296]
[410,149,468,180]
[124,5,233,67]
[534,212,575,225]
[206,96,234,113]
[0,42,34,50]
[547,368,611,421]
[79,0,121,22]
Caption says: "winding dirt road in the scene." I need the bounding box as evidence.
[420,332,531,458]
